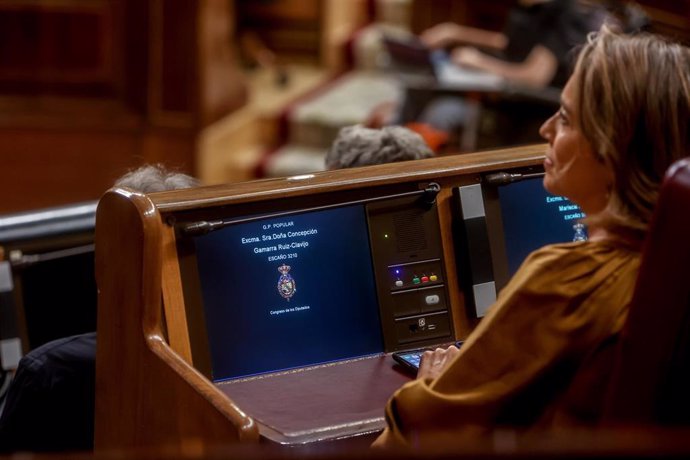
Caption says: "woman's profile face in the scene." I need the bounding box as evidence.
[539,76,613,215]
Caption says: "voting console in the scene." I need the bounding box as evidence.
[94,145,573,449]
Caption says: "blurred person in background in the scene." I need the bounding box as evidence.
[0,164,198,453]
[372,0,646,152]
[325,125,434,170]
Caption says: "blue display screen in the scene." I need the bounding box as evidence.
[194,205,383,381]
[498,177,585,275]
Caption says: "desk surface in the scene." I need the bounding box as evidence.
[215,354,412,445]
[93,146,547,450]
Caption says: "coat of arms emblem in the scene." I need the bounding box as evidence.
[277,264,296,300]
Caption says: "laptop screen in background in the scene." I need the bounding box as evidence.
[382,35,437,77]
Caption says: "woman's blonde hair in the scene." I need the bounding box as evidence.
[573,26,690,242]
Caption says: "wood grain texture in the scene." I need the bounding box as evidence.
[0,0,248,214]
[94,189,258,451]
[151,144,546,212]
[94,146,545,449]
[160,223,193,364]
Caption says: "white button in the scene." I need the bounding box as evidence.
[425,294,440,305]
[395,280,403,287]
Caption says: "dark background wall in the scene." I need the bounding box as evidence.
[0,0,687,214]
[0,0,247,214]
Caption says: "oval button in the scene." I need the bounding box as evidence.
[425,294,440,305]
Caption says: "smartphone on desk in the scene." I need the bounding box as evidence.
[392,341,464,375]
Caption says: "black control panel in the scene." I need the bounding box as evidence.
[367,195,454,351]
[178,184,455,380]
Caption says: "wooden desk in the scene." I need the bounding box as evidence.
[215,354,411,444]
[94,144,545,451]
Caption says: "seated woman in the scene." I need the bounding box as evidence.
[374,26,690,448]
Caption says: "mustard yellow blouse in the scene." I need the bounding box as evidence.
[382,240,641,447]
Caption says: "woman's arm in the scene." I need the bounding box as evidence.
[375,243,638,448]
[452,45,558,87]
[421,22,508,51]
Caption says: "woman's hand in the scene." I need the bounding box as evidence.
[451,46,485,69]
[420,22,465,49]
[417,344,461,380]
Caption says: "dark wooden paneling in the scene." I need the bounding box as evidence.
[636,0,690,44]
[0,123,198,214]
[236,0,322,63]
[410,0,690,44]
[410,0,513,35]
[0,5,115,96]
[0,0,247,214]
[0,127,141,213]
[120,0,149,113]
[198,0,249,126]
[158,0,197,114]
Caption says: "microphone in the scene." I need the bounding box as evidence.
[178,183,444,238]
[420,182,441,207]
[178,220,226,237]
[484,171,544,185]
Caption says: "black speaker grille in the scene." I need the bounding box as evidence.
[394,209,427,252]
